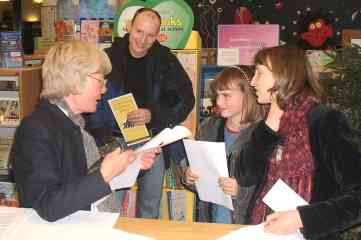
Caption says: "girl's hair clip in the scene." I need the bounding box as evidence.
[229,65,250,81]
[229,65,241,70]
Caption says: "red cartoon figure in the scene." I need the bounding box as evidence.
[297,10,335,50]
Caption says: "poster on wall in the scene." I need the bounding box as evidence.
[113,0,194,49]
[217,24,279,65]
[57,0,116,20]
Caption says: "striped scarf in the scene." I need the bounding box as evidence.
[48,97,100,169]
[251,94,317,224]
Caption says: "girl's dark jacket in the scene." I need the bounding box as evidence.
[182,117,257,224]
[236,105,361,240]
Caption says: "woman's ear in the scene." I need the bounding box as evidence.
[71,80,84,95]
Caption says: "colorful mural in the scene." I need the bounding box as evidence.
[57,0,360,49]
[185,0,361,48]
[57,0,116,20]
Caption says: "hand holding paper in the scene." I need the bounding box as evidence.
[264,210,304,236]
[183,139,233,210]
[261,179,307,239]
[109,126,191,190]
[100,149,135,183]
[216,179,307,240]
[108,93,151,146]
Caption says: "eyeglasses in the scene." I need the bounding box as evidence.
[88,73,107,86]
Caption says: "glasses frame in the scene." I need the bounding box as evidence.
[88,73,107,86]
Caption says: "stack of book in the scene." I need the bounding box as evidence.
[0,32,23,68]
[0,137,13,176]
[0,98,20,126]
[0,181,18,207]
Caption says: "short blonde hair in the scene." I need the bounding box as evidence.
[41,40,112,98]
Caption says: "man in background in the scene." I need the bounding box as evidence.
[86,8,195,218]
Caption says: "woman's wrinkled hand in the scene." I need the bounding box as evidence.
[264,210,303,235]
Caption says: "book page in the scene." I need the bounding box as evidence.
[183,139,233,210]
[109,126,191,190]
[108,93,150,146]
[262,179,308,212]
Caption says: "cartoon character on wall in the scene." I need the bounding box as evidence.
[297,10,334,50]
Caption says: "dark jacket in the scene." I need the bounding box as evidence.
[182,117,257,224]
[85,34,195,143]
[236,105,361,239]
[11,99,111,222]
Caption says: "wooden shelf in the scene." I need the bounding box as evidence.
[0,67,42,137]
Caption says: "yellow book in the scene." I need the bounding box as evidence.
[108,93,150,146]
[185,190,195,222]
[160,190,170,220]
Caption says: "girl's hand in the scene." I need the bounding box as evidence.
[185,167,199,184]
[219,177,238,196]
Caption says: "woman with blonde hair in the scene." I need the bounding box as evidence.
[183,65,264,224]
[12,41,158,222]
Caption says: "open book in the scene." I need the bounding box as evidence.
[107,125,191,191]
[108,93,150,146]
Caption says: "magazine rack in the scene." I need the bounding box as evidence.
[0,66,42,176]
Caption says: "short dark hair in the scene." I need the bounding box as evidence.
[131,7,161,25]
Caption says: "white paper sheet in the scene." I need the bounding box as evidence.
[109,126,191,190]
[262,179,309,212]
[217,48,240,66]
[183,139,233,210]
[0,207,33,240]
[109,155,142,190]
[2,207,154,240]
[217,223,304,240]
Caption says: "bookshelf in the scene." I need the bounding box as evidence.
[171,49,201,137]
[199,65,225,124]
[0,66,42,176]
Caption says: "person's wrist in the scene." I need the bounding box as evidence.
[295,210,304,229]
[100,165,112,183]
